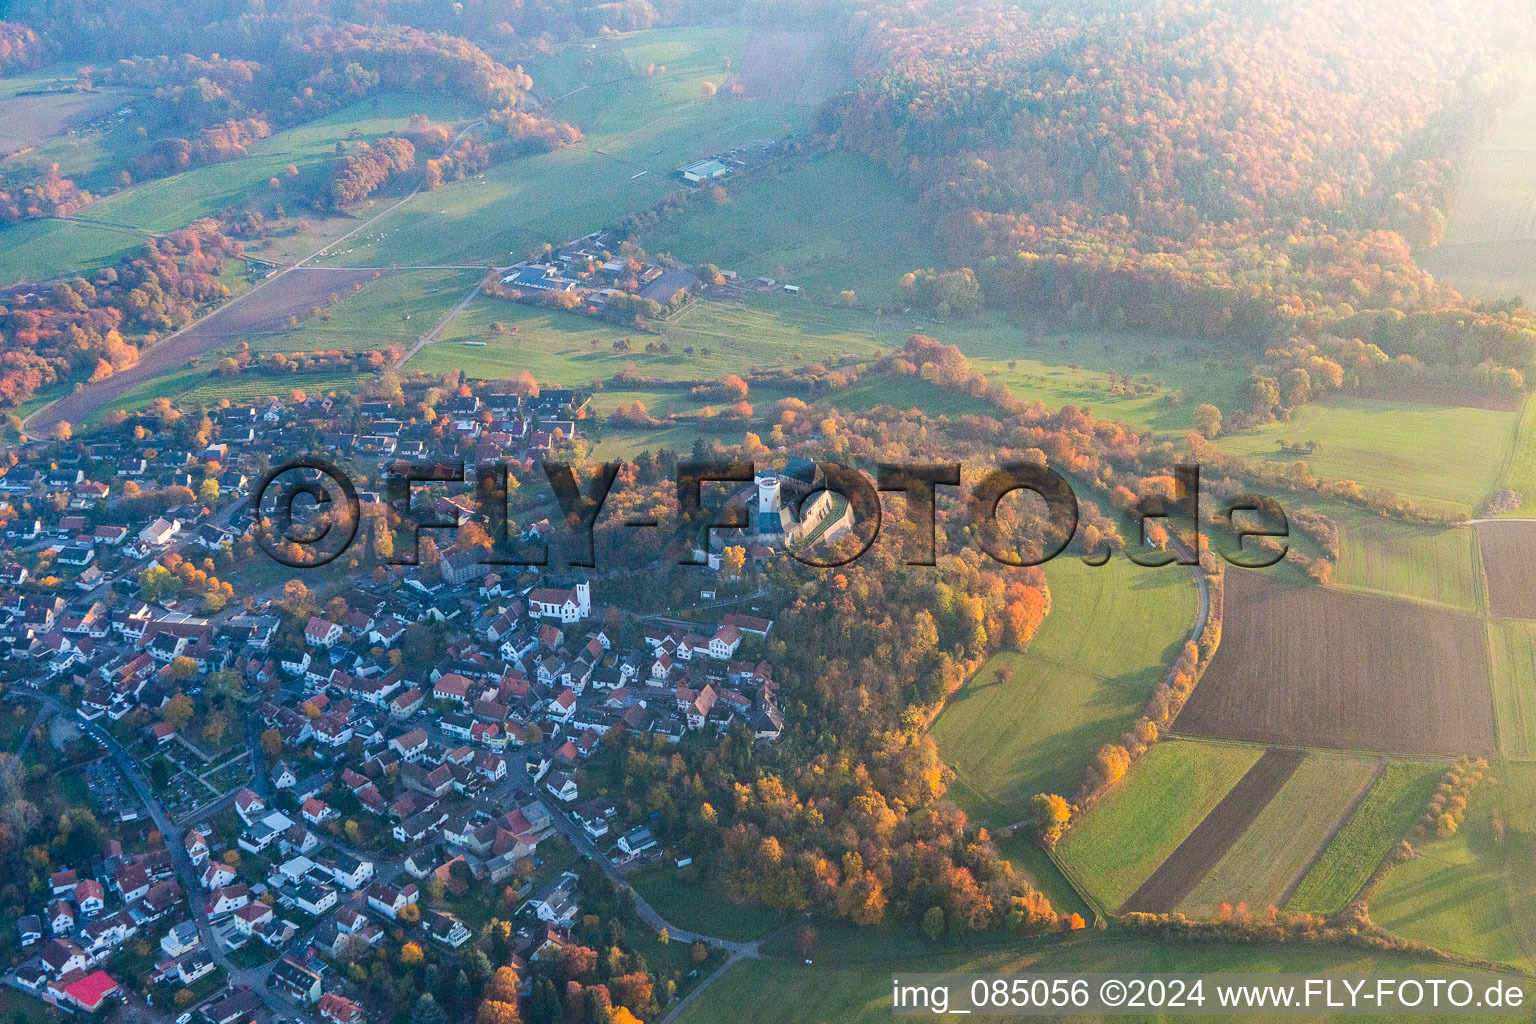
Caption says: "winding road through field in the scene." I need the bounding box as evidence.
[23,122,485,436]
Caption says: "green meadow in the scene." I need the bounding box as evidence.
[0,92,473,285]
[1054,740,1262,914]
[628,865,783,943]
[1371,765,1536,969]
[0,67,134,183]
[245,268,478,353]
[1212,397,1516,516]
[408,297,882,383]
[639,149,934,306]
[320,27,818,268]
[932,557,1197,828]
[83,363,371,425]
[1486,621,1536,760]
[1285,761,1444,915]
[674,931,1514,1024]
[1329,510,1486,612]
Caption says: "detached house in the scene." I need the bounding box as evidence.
[305,617,343,648]
[138,518,179,547]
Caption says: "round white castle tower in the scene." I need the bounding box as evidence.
[757,472,782,515]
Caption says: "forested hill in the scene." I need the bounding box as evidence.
[3,0,841,61]
[829,0,1536,372]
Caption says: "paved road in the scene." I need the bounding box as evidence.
[14,692,296,1015]
[538,789,759,954]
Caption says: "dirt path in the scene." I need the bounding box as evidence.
[24,267,380,432]
[1120,747,1307,914]
[24,122,483,434]
[394,271,494,367]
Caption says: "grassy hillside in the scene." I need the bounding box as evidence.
[319,27,813,268]
[1418,87,1536,304]
[1371,766,1536,969]
[0,93,472,285]
[409,297,882,383]
[638,149,933,306]
[1212,397,1515,516]
[932,557,1196,826]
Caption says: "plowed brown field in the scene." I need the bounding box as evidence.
[1477,520,1536,619]
[1176,571,1495,756]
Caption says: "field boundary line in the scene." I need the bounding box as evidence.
[1043,844,1110,927]
[1160,729,1463,765]
[1275,758,1385,908]
[1120,747,1305,915]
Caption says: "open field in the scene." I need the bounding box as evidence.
[1495,397,1536,517]
[1285,761,1445,915]
[1177,752,1381,918]
[1372,766,1536,970]
[638,149,933,306]
[1055,740,1262,914]
[1176,570,1496,756]
[956,323,1254,435]
[1486,621,1536,760]
[0,69,151,190]
[1330,511,1484,612]
[628,866,783,943]
[321,27,822,269]
[0,69,124,155]
[932,557,1197,826]
[409,297,883,383]
[732,27,852,105]
[0,92,472,286]
[1121,748,1306,914]
[1212,397,1515,516]
[1475,520,1536,619]
[821,372,994,419]
[1419,88,1536,303]
[674,927,1522,1024]
[28,267,380,431]
[244,267,476,353]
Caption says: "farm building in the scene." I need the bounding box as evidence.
[680,158,730,182]
[500,266,576,292]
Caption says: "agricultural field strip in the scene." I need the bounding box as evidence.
[1176,753,1383,918]
[1054,740,1263,913]
[1283,761,1445,915]
[1484,621,1536,760]
[1120,748,1306,914]
[1274,759,1385,906]
[1473,519,1536,619]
